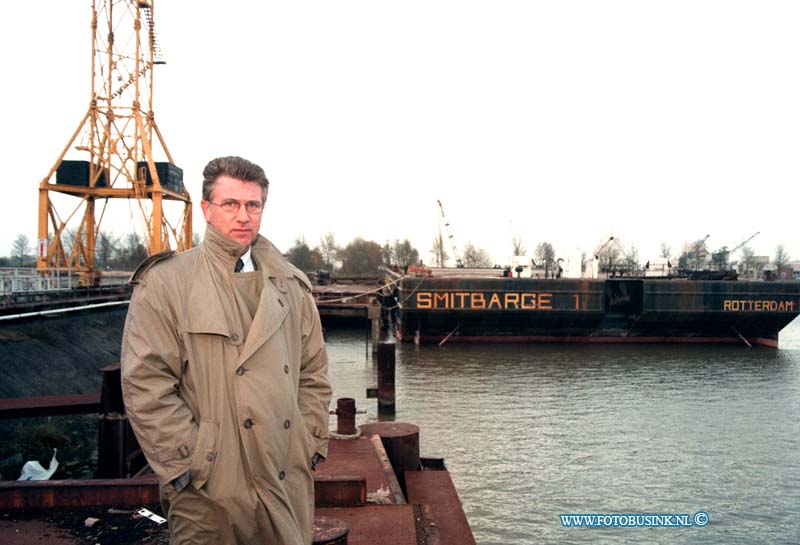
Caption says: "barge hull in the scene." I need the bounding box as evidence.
[398,277,800,347]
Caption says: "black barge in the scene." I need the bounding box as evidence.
[397,276,800,347]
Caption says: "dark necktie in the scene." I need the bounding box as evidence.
[234,258,244,273]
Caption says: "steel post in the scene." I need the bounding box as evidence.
[97,364,128,478]
[376,342,396,409]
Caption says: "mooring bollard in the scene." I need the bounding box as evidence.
[313,515,350,545]
[376,342,395,409]
[336,398,356,435]
[359,422,420,497]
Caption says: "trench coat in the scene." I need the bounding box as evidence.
[121,226,331,545]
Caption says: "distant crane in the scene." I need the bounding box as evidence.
[729,231,760,254]
[589,236,625,278]
[711,232,759,270]
[436,200,463,268]
[593,236,616,260]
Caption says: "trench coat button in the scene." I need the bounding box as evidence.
[278,299,285,307]
[206,453,214,462]
[284,419,291,429]
[235,366,246,376]
[230,333,239,342]
[283,365,289,374]
[278,470,286,480]
[243,418,254,429]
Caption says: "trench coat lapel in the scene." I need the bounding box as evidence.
[238,273,289,364]
[184,261,235,337]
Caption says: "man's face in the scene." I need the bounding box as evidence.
[201,175,264,245]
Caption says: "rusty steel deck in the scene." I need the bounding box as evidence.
[0,428,474,544]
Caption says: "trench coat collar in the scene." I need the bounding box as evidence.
[184,225,291,361]
[203,225,250,270]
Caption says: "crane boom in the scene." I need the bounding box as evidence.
[437,200,463,267]
[730,231,759,254]
[594,236,615,259]
[711,232,758,270]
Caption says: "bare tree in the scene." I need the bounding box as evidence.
[96,231,119,269]
[381,240,394,267]
[511,236,526,256]
[659,242,672,259]
[61,228,77,259]
[535,242,556,278]
[774,244,791,279]
[625,244,640,271]
[319,231,338,272]
[599,247,620,272]
[11,234,31,267]
[394,239,420,270]
[123,232,148,270]
[740,245,756,278]
[462,242,492,268]
[430,232,449,267]
[287,236,322,272]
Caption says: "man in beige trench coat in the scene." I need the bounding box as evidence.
[121,156,331,544]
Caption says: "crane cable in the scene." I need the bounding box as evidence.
[314,272,429,310]
[314,274,408,305]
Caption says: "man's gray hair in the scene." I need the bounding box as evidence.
[202,156,269,202]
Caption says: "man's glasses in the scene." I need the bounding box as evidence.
[208,200,265,214]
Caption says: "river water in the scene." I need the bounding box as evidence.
[324,317,800,545]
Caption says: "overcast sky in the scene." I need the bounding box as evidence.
[2,1,798,266]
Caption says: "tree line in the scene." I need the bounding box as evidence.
[2,232,149,270]
[286,233,423,275]
[286,232,512,274]
[4,230,794,279]
[3,230,468,275]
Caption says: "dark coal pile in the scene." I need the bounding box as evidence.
[0,306,128,398]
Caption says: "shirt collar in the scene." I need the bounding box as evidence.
[239,246,255,272]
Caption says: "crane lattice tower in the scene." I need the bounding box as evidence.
[36,0,191,283]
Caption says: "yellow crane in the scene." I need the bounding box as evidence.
[36,0,191,285]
